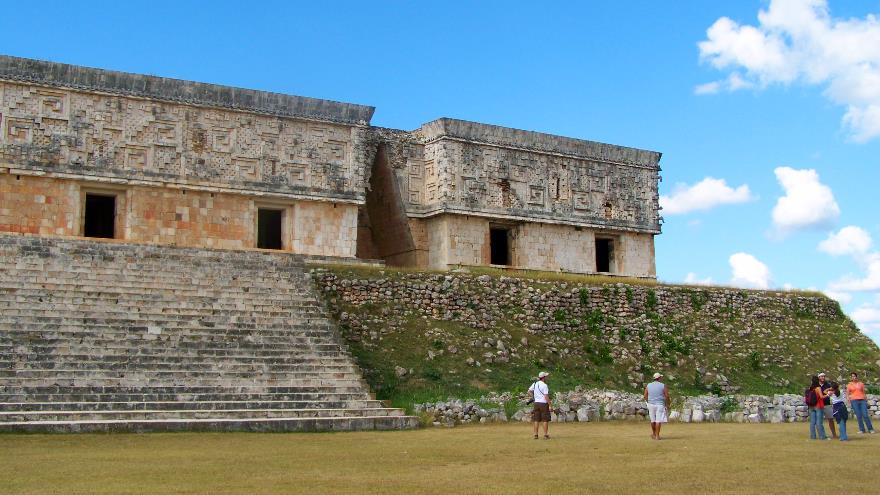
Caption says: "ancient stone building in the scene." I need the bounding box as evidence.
[0,55,661,278]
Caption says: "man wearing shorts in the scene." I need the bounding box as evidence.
[644,372,669,440]
[529,371,552,439]
[818,372,837,438]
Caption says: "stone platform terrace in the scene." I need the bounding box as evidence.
[0,234,417,432]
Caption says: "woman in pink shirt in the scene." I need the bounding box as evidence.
[847,373,875,434]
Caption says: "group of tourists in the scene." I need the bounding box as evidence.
[527,370,671,440]
[527,370,875,442]
[806,372,875,441]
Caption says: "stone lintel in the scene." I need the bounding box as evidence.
[419,118,661,169]
[0,55,375,125]
[1,167,365,206]
[406,207,661,235]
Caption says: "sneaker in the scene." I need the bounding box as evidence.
[858,431,865,434]
[533,435,539,440]
[870,430,876,434]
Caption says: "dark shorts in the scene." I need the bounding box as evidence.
[532,402,551,422]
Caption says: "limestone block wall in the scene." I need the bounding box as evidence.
[512,223,595,273]
[292,201,357,258]
[617,232,656,278]
[424,215,489,269]
[125,187,252,249]
[0,174,78,236]
[417,212,656,277]
[0,172,356,257]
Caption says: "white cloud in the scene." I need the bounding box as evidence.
[694,81,722,95]
[852,301,880,335]
[823,289,852,305]
[818,226,873,256]
[698,0,880,142]
[828,252,880,292]
[771,166,839,233]
[684,272,714,285]
[660,177,754,215]
[729,252,772,289]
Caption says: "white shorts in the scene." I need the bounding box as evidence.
[647,403,667,423]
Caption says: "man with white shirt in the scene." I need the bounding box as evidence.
[644,372,670,440]
[529,371,552,439]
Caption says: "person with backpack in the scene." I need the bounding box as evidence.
[846,372,875,434]
[528,371,552,440]
[829,381,849,441]
[806,375,829,440]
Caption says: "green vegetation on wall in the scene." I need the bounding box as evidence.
[314,265,880,408]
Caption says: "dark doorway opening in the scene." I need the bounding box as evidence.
[83,194,116,239]
[596,238,612,273]
[490,228,510,265]
[257,209,283,250]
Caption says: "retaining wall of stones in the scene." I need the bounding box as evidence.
[414,389,880,426]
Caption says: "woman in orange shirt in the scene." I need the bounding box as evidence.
[847,372,875,434]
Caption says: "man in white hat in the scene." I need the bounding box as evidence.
[644,372,670,440]
[529,371,552,439]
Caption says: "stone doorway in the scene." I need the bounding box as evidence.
[490,227,510,266]
[596,238,614,273]
[83,193,116,239]
[257,208,283,250]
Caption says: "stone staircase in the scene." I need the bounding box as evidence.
[0,234,417,432]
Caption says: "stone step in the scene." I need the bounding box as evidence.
[0,273,312,286]
[0,345,352,359]
[1,369,366,382]
[0,344,352,359]
[0,310,327,322]
[0,291,322,306]
[0,362,362,375]
[0,391,376,403]
[0,317,334,329]
[1,378,370,390]
[0,399,386,412]
[0,355,357,367]
[0,327,342,339]
[0,234,407,432]
[0,298,323,312]
[0,394,374,405]
[0,407,405,422]
[0,414,420,433]
[1,387,372,397]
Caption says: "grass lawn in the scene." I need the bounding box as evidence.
[1,423,878,495]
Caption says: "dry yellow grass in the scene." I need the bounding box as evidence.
[1,423,878,495]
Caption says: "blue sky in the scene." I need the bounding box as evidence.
[2,0,879,341]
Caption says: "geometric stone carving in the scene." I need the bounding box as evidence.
[528,185,545,206]
[288,164,308,187]
[4,117,32,143]
[123,145,150,171]
[235,157,260,181]
[155,121,177,146]
[572,191,591,213]
[211,127,235,153]
[37,90,68,121]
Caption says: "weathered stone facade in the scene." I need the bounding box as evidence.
[1,55,661,276]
